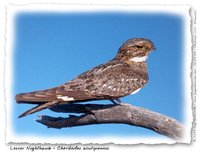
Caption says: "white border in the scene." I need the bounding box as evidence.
[5,4,192,144]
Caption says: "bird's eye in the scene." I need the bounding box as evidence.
[136,45,143,48]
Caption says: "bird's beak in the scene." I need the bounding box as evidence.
[146,43,156,51]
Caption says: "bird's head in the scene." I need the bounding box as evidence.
[115,38,156,62]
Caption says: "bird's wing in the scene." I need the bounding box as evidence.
[73,60,148,99]
[15,60,148,103]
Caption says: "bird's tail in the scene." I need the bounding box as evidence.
[15,88,58,104]
[18,100,60,118]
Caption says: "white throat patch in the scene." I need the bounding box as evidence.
[130,56,148,62]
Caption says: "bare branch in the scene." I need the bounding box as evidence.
[36,103,185,140]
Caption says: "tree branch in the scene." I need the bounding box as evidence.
[36,103,185,140]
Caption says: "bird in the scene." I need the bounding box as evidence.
[15,38,156,118]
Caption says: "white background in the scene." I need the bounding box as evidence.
[0,0,199,152]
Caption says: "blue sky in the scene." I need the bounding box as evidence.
[12,12,184,138]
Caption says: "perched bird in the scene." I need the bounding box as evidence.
[16,38,156,118]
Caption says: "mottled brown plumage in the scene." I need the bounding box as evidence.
[16,38,156,118]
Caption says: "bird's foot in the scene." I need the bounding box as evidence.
[110,98,122,105]
[110,100,118,105]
